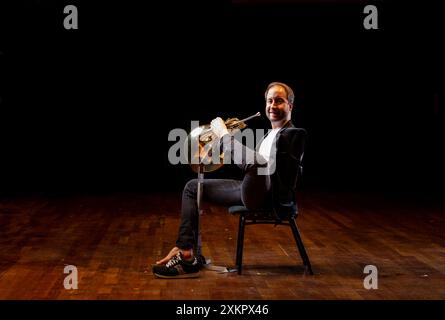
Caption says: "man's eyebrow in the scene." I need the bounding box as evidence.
[266,95,286,101]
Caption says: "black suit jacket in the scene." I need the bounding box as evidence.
[270,121,307,218]
[222,120,307,218]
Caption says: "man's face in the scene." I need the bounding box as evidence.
[265,85,293,125]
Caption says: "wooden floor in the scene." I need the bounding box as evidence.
[0,191,444,300]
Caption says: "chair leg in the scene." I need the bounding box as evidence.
[288,217,313,275]
[236,214,246,275]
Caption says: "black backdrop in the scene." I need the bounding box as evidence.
[0,0,443,195]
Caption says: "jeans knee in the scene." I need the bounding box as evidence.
[183,179,198,196]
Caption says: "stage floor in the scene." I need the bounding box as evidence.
[1,191,444,299]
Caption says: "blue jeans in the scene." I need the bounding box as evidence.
[176,167,272,250]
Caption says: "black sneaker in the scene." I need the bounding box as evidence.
[152,252,201,279]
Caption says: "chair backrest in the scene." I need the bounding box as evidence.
[271,127,307,218]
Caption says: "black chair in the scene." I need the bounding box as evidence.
[229,128,313,275]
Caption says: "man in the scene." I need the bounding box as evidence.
[152,82,299,278]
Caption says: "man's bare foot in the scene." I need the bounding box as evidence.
[156,247,180,265]
[156,247,194,265]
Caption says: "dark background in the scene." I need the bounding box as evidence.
[0,0,443,197]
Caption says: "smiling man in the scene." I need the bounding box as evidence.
[265,82,294,128]
[152,82,303,279]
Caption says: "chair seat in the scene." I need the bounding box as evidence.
[229,205,275,214]
[229,206,278,220]
[228,205,250,214]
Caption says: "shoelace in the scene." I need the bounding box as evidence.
[165,253,182,268]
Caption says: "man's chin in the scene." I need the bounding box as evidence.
[269,115,282,122]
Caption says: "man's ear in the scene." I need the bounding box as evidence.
[289,103,293,112]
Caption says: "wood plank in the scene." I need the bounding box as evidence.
[0,192,444,299]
